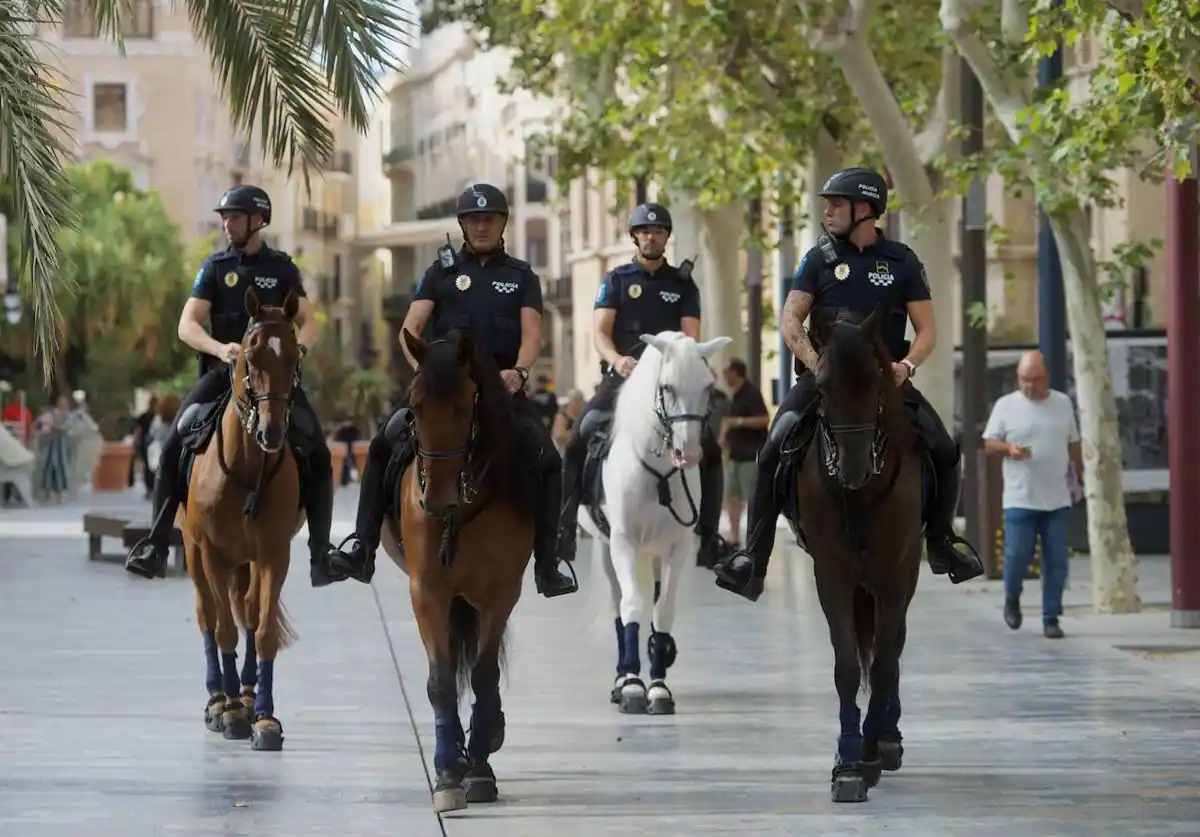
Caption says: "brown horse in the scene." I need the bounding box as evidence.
[795,310,924,803]
[380,329,540,813]
[181,288,303,752]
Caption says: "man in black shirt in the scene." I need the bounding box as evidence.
[719,359,769,549]
[714,166,984,601]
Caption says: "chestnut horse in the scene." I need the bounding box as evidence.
[181,288,303,752]
[793,310,924,803]
[379,329,540,814]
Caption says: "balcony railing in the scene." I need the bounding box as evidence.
[302,207,320,233]
[544,275,572,306]
[322,213,340,239]
[382,144,413,169]
[323,150,352,174]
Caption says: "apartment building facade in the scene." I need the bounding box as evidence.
[357,23,571,384]
[38,0,363,361]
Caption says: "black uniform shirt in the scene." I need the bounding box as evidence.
[190,246,307,376]
[594,260,701,371]
[791,231,931,362]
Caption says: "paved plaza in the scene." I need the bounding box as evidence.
[0,487,1197,836]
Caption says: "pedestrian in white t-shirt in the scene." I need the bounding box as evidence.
[982,350,1083,639]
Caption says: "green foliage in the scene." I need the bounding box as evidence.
[301,309,391,431]
[2,0,413,380]
[429,0,944,223]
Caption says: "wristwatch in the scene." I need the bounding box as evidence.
[514,366,530,383]
[900,359,917,379]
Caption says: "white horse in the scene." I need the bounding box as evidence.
[578,331,731,715]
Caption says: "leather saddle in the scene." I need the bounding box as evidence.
[579,409,615,540]
[174,389,316,507]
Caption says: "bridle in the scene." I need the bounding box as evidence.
[409,340,484,508]
[230,320,300,443]
[635,368,713,528]
[817,391,888,484]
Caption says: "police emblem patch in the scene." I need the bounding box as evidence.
[834,263,850,281]
[224,271,239,287]
[455,275,472,291]
[647,211,657,221]
[868,261,894,287]
[628,283,643,299]
[476,196,487,208]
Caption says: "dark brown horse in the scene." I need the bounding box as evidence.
[381,328,540,813]
[181,288,302,752]
[795,310,924,803]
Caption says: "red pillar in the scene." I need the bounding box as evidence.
[1166,152,1200,628]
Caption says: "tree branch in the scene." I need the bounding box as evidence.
[1001,0,1027,46]
[914,48,961,165]
[941,0,1030,144]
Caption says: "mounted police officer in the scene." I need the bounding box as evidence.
[327,183,577,598]
[124,184,339,587]
[714,166,984,601]
[556,202,728,568]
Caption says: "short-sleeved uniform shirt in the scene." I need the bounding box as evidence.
[983,390,1080,511]
[190,246,307,376]
[791,231,931,362]
[414,249,542,371]
[593,260,701,372]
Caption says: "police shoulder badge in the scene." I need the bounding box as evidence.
[628,283,643,299]
[834,263,850,281]
[224,271,239,287]
[455,274,472,291]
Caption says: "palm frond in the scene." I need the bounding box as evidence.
[188,0,416,184]
[0,0,79,377]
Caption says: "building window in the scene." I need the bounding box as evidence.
[63,0,153,38]
[92,83,128,133]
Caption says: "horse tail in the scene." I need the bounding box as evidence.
[853,586,875,693]
[449,595,487,699]
[271,598,299,651]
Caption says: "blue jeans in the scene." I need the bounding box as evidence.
[1003,506,1071,623]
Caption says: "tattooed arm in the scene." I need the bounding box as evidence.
[782,290,819,374]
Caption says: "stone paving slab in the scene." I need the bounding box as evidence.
[1,490,1199,836]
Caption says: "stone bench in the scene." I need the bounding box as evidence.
[82,513,186,576]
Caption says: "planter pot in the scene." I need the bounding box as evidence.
[92,441,134,493]
[328,440,346,494]
[352,440,370,478]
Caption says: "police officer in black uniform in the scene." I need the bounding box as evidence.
[124,185,340,587]
[326,183,577,598]
[713,167,984,601]
[556,203,728,568]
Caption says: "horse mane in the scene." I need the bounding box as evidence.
[409,334,539,516]
[822,317,912,446]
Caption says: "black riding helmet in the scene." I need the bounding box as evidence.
[214,184,272,225]
[818,167,888,236]
[456,183,510,217]
[628,202,672,235]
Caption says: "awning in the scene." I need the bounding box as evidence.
[355,217,458,249]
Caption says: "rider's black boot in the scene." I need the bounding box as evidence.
[305,450,342,589]
[534,467,578,598]
[713,455,781,602]
[124,458,181,579]
[926,461,984,584]
[555,439,586,564]
[695,450,729,569]
[327,438,395,584]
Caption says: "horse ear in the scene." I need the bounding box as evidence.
[456,332,475,365]
[639,333,669,353]
[859,309,880,336]
[402,328,427,366]
[282,291,300,320]
[244,287,261,319]
[696,336,732,360]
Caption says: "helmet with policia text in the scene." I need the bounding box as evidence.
[818,167,889,218]
[214,185,272,225]
[456,183,510,217]
[628,202,672,234]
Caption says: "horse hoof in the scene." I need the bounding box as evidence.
[879,741,904,772]
[618,678,648,714]
[610,673,629,704]
[463,762,498,803]
[221,709,252,741]
[861,759,882,789]
[831,772,869,803]
[250,717,284,751]
[203,696,226,732]
[647,680,675,715]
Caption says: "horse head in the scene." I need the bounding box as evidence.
[402,328,480,518]
[235,287,301,454]
[813,309,892,490]
[634,331,732,469]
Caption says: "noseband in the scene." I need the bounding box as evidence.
[649,383,711,456]
[411,389,482,506]
[817,393,888,484]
